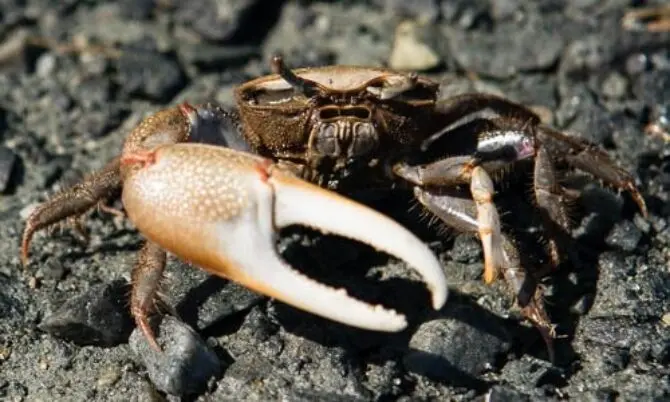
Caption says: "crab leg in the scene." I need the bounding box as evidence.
[412,187,555,360]
[130,241,167,351]
[21,157,122,266]
[121,143,447,338]
[533,146,573,267]
[470,166,505,284]
[537,125,647,217]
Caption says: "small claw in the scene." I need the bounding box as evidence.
[121,143,447,332]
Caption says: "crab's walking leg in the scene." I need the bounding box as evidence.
[395,121,538,282]
[423,94,541,150]
[396,158,506,283]
[537,125,647,217]
[20,101,246,267]
[21,157,122,266]
[130,241,167,351]
[121,143,447,337]
[533,147,574,267]
[412,188,555,360]
[499,235,555,362]
[470,167,505,284]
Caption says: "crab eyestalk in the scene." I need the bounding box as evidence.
[121,143,448,333]
[271,54,328,98]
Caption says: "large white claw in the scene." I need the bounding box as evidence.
[121,143,447,332]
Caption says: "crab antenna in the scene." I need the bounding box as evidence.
[271,54,325,98]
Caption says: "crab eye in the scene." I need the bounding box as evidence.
[366,73,419,100]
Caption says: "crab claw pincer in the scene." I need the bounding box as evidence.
[120,143,447,332]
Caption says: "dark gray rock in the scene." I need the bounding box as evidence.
[0,146,17,193]
[39,279,134,347]
[633,68,670,107]
[449,234,482,263]
[403,304,511,381]
[114,48,185,101]
[625,53,650,76]
[560,34,615,76]
[605,220,643,252]
[0,379,28,401]
[486,384,530,402]
[212,307,370,400]
[0,0,27,37]
[118,0,155,20]
[174,0,264,43]
[177,43,258,70]
[589,251,668,318]
[499,355,565,393]
[650,340,670,364]
[166,260,265,331]
[447,15,564,79]
[129,315,222,396]
[211,353,369,402]
[440,0,490,29]
[374,0,440,23]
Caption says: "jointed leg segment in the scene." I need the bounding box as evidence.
[470,166,504,284]
[130,241,167,351]
[533,147,573,267]
[412,186,555,357]
[21,157,122,266]
[396,100,646,358]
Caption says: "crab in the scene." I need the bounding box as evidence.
[622,3,670,32]
[20,56,647,360]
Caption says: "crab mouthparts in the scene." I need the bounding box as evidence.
[121,143,448,332]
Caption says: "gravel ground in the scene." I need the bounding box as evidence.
[1,1,669,401]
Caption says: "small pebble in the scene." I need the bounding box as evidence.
[601,72,628,100]
[129,316,222,396]
[625,53,649,76]
[39,279,134,347]
[662,313,670,327]
[388,21,441,71]
[35,53,57,78]
[96,365,122,388]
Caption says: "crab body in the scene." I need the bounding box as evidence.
[20,56,646,360]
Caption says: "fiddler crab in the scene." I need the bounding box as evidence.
[21,56,646,361]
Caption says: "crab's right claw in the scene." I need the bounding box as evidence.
[121,143,447,332]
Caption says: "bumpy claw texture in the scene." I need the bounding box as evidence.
[121,143,447,337]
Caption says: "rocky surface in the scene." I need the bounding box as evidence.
[1,0,669,400]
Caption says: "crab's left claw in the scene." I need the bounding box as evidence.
[121,143,447,332]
